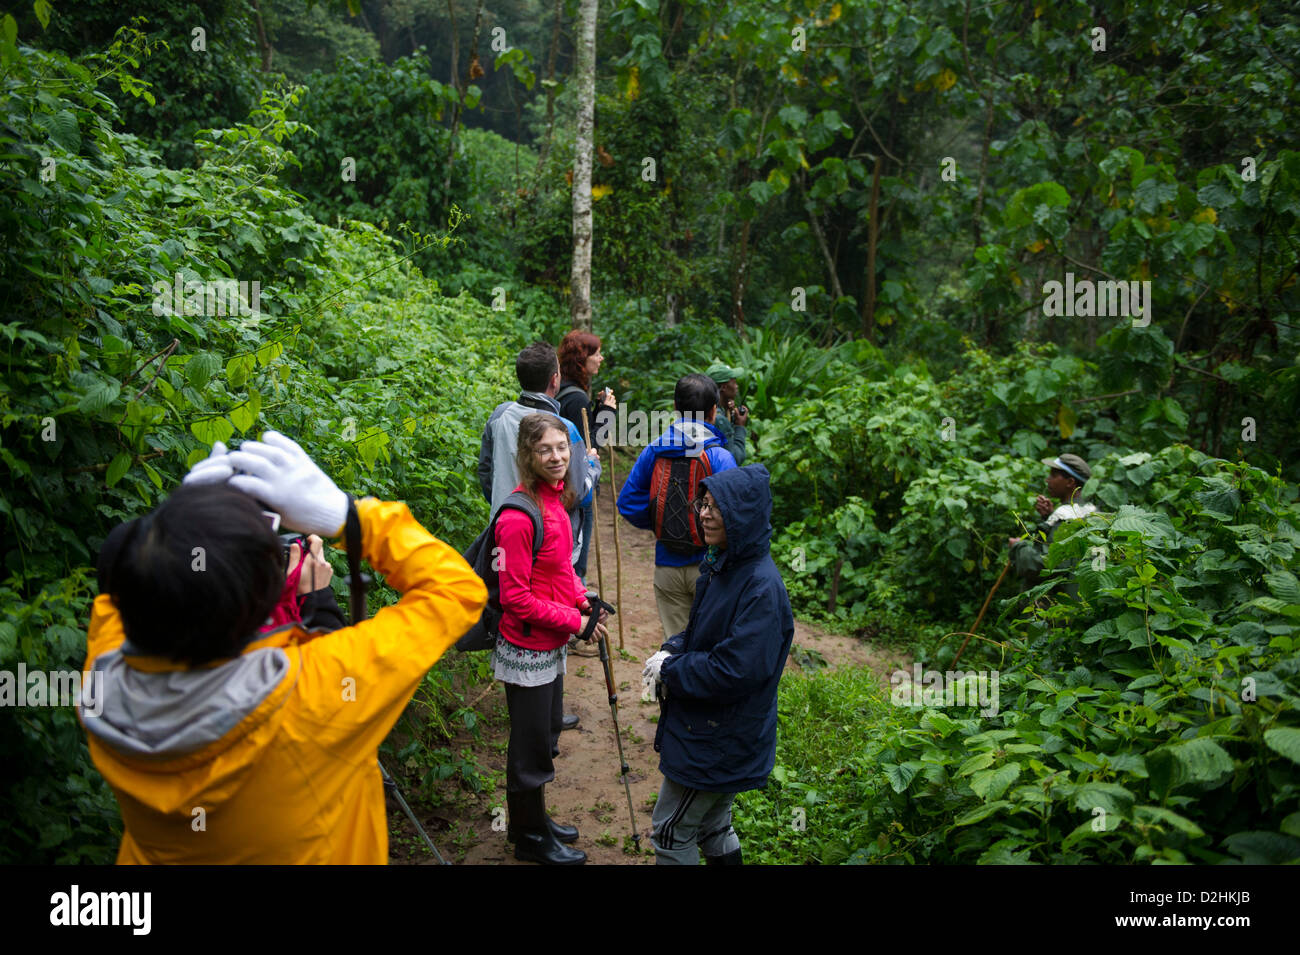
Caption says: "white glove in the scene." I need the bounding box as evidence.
[183,440,232,485]
[643,650,670,682]
[642,650,670,702]
[223,431,349,537]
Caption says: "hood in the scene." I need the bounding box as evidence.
[81,636,295,764]
[517,390,561,414]
[649,416,725,459]
[700,464,773,563]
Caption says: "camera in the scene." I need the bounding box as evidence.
[279,532,306,569]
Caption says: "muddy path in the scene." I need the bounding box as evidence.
[389,467,906,865]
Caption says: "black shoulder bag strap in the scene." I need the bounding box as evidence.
[344,496,366,625]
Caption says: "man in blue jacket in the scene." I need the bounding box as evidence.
[616,374,737,642]
[642,464,795,865]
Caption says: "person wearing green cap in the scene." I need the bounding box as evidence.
[705,362,750,465]
[1008,453,1097,585]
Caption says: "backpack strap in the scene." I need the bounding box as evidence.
[499,491,544,558]
[497,491,544,638]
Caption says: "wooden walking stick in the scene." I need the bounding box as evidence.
[951,559,1011,668]
[608,441,626,651]
[579,408,606,600]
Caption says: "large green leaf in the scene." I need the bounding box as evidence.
[1165,737,1234,784]
[1264,728,1300,766]
[185,351,221,389]
[105,453,132,488]
[970,762,1020,800]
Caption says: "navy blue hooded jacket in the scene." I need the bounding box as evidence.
[654,464,795,793]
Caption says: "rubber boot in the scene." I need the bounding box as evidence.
[705,847,743,865]
[510,789,586,865]
[541,784,579,843]
[505,787,579,844]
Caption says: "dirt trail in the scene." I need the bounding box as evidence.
[392,467,904,865]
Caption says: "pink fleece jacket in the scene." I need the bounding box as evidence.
[495,480,587,650]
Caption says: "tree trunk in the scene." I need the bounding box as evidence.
[800,171,844,302]
[570,0,598,331]
[532,0,565,191]
[444,0,485,195]
[730,218,751,331]
[972,94,994,249]
[251,0,273,72]
[860,155,882,341]
[446,0,461,99]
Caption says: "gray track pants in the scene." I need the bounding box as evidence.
[650,776,741,865]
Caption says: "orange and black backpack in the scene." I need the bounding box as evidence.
[650,452,715,555]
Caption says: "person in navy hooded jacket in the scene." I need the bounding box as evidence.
[642,464,794,865]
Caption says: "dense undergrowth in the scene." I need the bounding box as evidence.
[0,38,532,862]
[735,449,1300,863]
[3,16,1297,866]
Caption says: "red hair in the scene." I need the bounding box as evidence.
[558,330,602,391]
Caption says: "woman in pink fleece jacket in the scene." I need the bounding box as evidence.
[493,413,608,865]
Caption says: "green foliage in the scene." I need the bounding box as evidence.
[35,4,263,168]
[0,37,522,861]
[743,454,1300,864]
[262,0,381,81]
[285,53,463,243]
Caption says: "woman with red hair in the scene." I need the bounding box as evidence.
[556,330,616,583]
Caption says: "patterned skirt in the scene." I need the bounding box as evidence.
[492,634,567,687]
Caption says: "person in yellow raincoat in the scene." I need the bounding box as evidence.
[78,431,486,864]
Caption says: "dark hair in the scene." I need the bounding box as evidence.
[516,341,560,393]
[104,484,284,665]
[558,330,602,391]
[514,413,577,511]
[674,373,719,417]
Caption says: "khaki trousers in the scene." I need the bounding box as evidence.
[653,563,698,642]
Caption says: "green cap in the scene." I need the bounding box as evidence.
[1044,453,1091,483]
[705,361,745,384]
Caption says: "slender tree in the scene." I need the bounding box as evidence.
[570,0,597,331]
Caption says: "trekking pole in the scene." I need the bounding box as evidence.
[380,759,449,865]
[579,408,606,600]
[608,443,626,651]
[581,593,641,853]
[952,559,1011,668]
[343,508,450,864]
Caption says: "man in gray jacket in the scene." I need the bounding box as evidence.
[479,341,600,521]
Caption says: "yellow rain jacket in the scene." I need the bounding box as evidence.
[78,498,486,865]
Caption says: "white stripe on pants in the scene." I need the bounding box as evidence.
[651,776,740,865]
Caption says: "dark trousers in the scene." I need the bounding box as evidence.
[575,501,594,582]
[505,674,564,793]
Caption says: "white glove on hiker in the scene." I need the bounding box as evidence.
[641,650,671,703]
[182,440,232,485]
[643,650,670,682]
[223,431,349,537]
